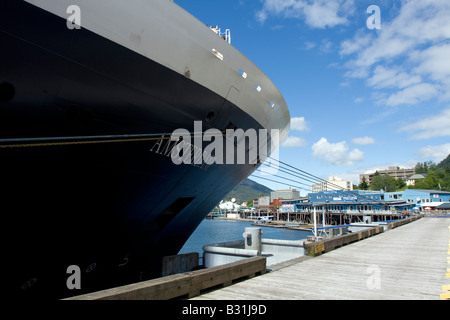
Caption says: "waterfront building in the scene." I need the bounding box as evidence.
[401,189,450,211]
[279,189,450,214]
[306,190,413,214]
[360,166,415,185]
[406,174,427,186]
[270,199,287,208]
[218,201,241,211]
[278,190,412,225]
[280,190,410,214]
[279,197,308,213]
[276,188,449,226]
[311,176,353,193]
[270,189,300,202]
[254,196,271,210]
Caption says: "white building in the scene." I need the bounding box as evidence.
[360,166,415,185]
[270,189,300,202]
[311,176,353,193]
[218,201,241,211]
[406,174,427,186]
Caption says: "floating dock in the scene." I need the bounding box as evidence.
[192,216,450,300]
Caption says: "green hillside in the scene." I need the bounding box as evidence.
[437,154,450,169]
[224,178,273,205]
[411,154,450,191]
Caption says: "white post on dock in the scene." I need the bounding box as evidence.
[322,206,325,229]
[243,227,262,254]
[313,205,317,237]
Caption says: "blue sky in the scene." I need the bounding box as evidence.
[175,0,450,194]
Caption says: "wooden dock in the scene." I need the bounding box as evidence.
[66,256,266,300]
[192,217,450,300]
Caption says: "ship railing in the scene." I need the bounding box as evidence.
[209,26,231,44]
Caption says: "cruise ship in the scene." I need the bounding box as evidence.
[0,0,290,299]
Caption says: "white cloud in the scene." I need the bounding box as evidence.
[400,106,450,139]
[413,43,450,82]
[271,24,285,30]
[385,83,438,107]
[255,9,268,23]
[291,117,309,131]
[319,39,334,53]
[282,118,309,147]
[352,137,375,145]
[417,143,450,163]
[367,66,422,90]
[256,0,354,29]
[312,137,364,166]
[304,41,317,50]
[340,33,371,56]
[282,136,308,147]
[340,0,450,106]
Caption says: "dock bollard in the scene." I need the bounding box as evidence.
[243,227,262,254]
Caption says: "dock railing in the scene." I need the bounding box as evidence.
[65,256,266,300]
[304,215,423,256]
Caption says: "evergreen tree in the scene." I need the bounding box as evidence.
[359,177,369,190]
[410,158,449,191]
[437,154,450,169]
[395,178,406,190]
[415,161,437,174]
[370,174,397,192]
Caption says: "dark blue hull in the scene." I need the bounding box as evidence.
[0,0,263,299]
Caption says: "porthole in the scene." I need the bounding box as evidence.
[205,111,215,123]
[21,278,37,290]
[86,263,96,273]
[184,67,191,79]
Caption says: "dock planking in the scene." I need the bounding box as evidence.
[192,217,450,300]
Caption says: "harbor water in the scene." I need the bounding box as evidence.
[178,219,314,258]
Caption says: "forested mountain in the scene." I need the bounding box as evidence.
[224,178,273,205]
[410,154,450,191]
[437,154,450,169]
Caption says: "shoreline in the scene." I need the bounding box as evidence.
[210,217,315,231]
